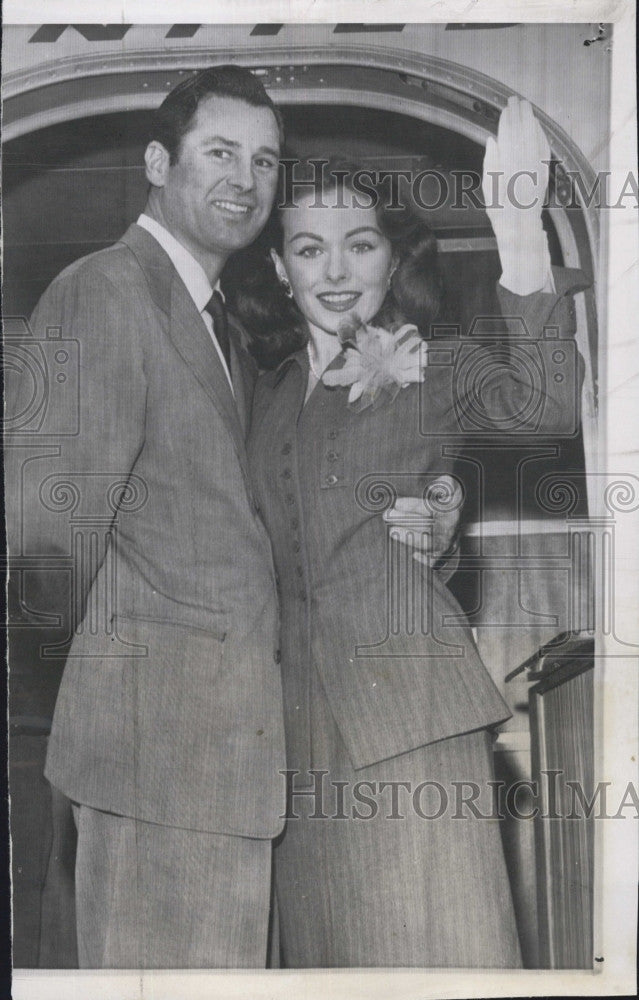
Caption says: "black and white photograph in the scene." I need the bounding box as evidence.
[3,3,638,997]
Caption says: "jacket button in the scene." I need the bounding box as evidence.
[328,430,338,440]
[327,451,339,462]
[274,649,281,664]
[282,442,292,455]
[325,474,338,485]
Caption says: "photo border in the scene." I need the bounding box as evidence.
[3,2,637,997]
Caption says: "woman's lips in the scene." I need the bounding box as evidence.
[316,291,362,313]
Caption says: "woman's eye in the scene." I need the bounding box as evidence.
[351,241,375,253]
[208,148,232,159]
[298,246,323,258]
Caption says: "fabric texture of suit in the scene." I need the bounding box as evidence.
[248,269,586,775]
[6,223,286,840]
[247,268,586,965]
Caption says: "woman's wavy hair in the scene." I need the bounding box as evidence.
[222,157,444,370]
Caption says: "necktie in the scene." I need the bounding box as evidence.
[204,290,231,371]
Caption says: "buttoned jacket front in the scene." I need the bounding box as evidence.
[247,271,586,772]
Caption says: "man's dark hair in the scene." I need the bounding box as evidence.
[149,64,284,163]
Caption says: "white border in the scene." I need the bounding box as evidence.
[597,0,639,990]
[1,1,629,25]
[4,1,638,997]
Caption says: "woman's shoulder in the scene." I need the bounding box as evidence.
[252,358,296,409]
[252,370,281,419]
[256,367,279,390]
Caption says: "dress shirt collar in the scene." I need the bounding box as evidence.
[137,213,223,312]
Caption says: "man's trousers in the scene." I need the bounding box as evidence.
[72,803,274,968]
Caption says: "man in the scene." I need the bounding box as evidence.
[7,66,286,968]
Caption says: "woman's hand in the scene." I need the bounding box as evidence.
[482,96,553,296]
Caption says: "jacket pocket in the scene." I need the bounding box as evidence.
[112,612,226,644]
[119,617,228,770]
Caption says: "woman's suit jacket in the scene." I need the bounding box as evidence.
[247,269,587,773]
[5,223,286,839]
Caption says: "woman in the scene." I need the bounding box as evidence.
[226,99,578,967]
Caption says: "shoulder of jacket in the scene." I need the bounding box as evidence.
[49,240,145,293]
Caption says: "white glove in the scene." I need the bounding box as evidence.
[482,96,553,296]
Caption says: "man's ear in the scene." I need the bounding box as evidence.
[145,141,171,187]
[269,248,288,285]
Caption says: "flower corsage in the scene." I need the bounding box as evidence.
[321,317,426,412]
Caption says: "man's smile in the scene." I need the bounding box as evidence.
[212,199,252,216]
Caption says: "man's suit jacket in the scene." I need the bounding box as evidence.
[6,223,286,838]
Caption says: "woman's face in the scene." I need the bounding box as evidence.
[276,191,394,336]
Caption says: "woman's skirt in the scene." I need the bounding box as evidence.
[274,665,523,968]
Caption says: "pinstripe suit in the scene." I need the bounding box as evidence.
[6,223,286,966]
[247,270,585,966]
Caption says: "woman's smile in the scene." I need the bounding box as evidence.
[316,291,362,312]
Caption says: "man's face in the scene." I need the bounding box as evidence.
[149,94,281,261]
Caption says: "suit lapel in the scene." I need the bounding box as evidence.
[119,223,250,481]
